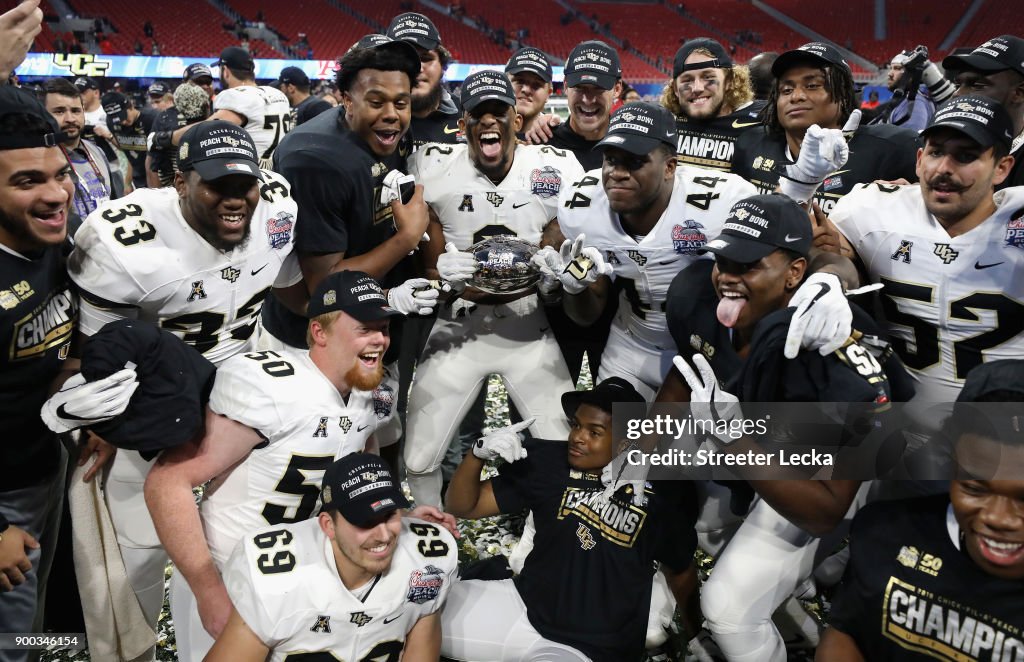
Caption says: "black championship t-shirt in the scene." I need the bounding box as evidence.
[674,100,766,172]
[492,439,698,662]
[666,259,745,389]
[292,95,332,126]
[108,106,157,190]
[829,495,1024,661]
[0,243,77,490]
[261,108,413,349]
[548,122,603,171]
[732,123,920,213]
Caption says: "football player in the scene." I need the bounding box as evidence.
[663,194,914,661]
[64,121,302,651]
[404,70,583,508]
[208,453,458,662]
[542,101,755,399]
[820,95,1023,417]
[0,86,79,662]
[661,38,765,172]
[443,378,700,661]
[144,272,403,661]
[151,47,292,170]
[386,12,462,145]
[942,35,1024,190]
[505,46,553,138]
[100,90,156,192]
[732,42,919,213]
[818,360,1024,661]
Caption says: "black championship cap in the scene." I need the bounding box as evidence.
[0,86,64,149]
[387,12,441,51]
[177,120,260,180]
[951,360,1024,447]
[278,66,309,87]
[148,81,171,97]
[461,69,516,112]
[564,40,621,90]
[561,376,645,419]
[320,453,411,527]
[213,46,255,73]
[351,33,393,51]
[703,194,812,263]
[922,95,1014,152]
[73,76,99,91]
[595,101,677,155]
[942,35,1024,77]
[81,320,216,455]
[772,42,850,77]
[183,63,213,82]
[307,270,402,320]
[339,35,421,91]
[506,47,553,83]
[673,37,733,78]
[101,91,131,124]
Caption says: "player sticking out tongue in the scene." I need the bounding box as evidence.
[702,195,813,336]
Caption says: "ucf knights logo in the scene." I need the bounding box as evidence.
[53,53,111,77]
[933,243,959,264]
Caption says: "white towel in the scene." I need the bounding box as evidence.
[69,463,157,661]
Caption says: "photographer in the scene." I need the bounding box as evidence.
[872,45,955,131]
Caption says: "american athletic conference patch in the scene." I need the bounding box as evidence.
[530,166,562,198]
[267,211,294,249]
[672,220,708,254]
[407,565,445,604]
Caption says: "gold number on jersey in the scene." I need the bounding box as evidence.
[262,114,293,160]
[100,203,157,247]
[409,522,449,558]
[253,528,296,574]
[879,277,1024,379]
[245,349,296,377]
[685,192,720,210]
[692,175,726,189]
[161,286,271,355]
[259,177,289,203]
[262,453,333,525]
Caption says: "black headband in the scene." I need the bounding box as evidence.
[0,131,66,150]
[679,57,731,73]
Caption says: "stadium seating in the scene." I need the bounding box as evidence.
[227,0,368,62]
[954,1,1018,53]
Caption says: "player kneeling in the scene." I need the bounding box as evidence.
[207,453,458,661]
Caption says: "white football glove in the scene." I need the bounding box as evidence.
[41,368,139,434]
[673,355,743,446]
[436,242,479,292]
[473,418,534,463]
[558,235,613,295]
[778,110,861,203]
[387,278,443,316]
[784,273,852,358]
[597,447,649,507]
[380,170,416,206]
[531,245,565,296]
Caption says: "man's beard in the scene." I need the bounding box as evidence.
[345,360,385,391]
[0,207,43,253]
[412,83,442,115]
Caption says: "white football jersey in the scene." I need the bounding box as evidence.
[410,142,584,248]
[203,348,397,566]
[68,170,300,365]
[558,166,755,347]
[224,516,458,661]
[214,85,293,168]
[833,183,1024,403]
